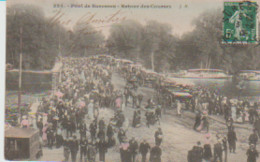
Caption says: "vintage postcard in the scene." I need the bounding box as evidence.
[4,0,260,162]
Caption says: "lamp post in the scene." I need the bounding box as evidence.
[18,26,23,123]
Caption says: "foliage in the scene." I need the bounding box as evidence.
[107,20,177,72]
[7,5,260,72]
[107,20,143,60]
[6,4,105,70]
[107,8,260,73]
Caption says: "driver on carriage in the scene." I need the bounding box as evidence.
[145,98,160,127]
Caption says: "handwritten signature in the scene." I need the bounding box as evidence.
[48,9,127,35]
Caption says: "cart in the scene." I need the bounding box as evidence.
[5,127,42,161]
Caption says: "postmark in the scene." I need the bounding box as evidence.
[223,1,258,44]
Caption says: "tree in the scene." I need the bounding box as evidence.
[107,20,177,72]
[107,20,143,60]
[69,22,105,57]
[6,4,69,70]
[141,21,177,72]
[175,8,260,72]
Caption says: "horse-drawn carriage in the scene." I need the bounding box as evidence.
[141,69,161,88]
[161,77,193,104]
[144,105,161,126]
[127,74,139,90]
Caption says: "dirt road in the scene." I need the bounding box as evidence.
[39,72,259,162]
[110,72,259,162]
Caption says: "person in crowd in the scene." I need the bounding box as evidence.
[249,104,258,124]
[132,110,139,128]
[90,119,97,142]
[249,129,258,146]
[226,117,234,131]
[120,137,131,162]
[187,142,203,162]
[155,105,162,119]
[80,136,88,162]
[56,127,64,148]
[246,144,259,162]
[97,138,108,162]
[124,86,130,107]
[115,95,122,110]
[227,127,237,153]
[99,117,106,131]
[97,127,106,141]
[42,123,48,146]
[88,100,94,120]
[106,121,114,139]
[203,133,212,162]
[145,111,152,128]
[139,139,151,162]
[194,141,203,162]
[254,117,260,137]
[46,124,55,149]
[63,138,70,162]
[129,137,138,162]
[222,137,228,162]
[132,92,137,108]
[176,100,182,117]
[137,93,143,108]
[79,120,87,140]
[154,128,163,146]
[21,115,30,128]
[193,111,201,130]
[36,117,43,137]
[69,135,79,162]
[150,144,162,162]
[66,117,73,138]
[187,146,194,162]
[118,128,126,144]
[213,139,223,162]
[203,143,212,162]
[87,141,97,162]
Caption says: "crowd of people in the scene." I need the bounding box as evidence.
[114,56,260,162]
[17,55,260,162]
[24,57,163,162]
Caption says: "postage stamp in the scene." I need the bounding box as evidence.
[223,1,258,44]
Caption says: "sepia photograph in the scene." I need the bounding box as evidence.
[4,0,260,161]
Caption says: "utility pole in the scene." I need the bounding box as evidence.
[151,40,158,72]
[58,33,62,83]
[151,51,154,71]
[18,27,23,123]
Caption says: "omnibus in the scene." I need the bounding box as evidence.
[239,70,260,81]
[173,69,231,79]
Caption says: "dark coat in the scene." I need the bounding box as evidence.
[80,139,88,151]
[249,133,258,145]
[139,142,150,155]
[247,148,259,162]
[203,144,212,160]
[150,146,162,162]
[214,143,222,157]
[227,130,237,144]
[97,140,107,153]
[129,139,138,154]
[69,140,79,153]
[106,124,114,138]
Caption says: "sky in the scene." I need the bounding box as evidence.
[6,0,259,38]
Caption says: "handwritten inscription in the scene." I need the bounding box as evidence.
[48,10,127,35]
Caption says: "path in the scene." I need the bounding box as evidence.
[36,72,259,162]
